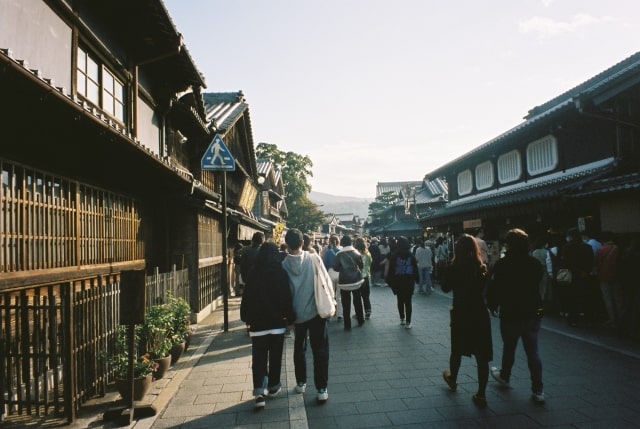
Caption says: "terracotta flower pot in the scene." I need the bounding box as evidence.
[170,342,185,365]
[115,374,152,403]
[153,355,171,380]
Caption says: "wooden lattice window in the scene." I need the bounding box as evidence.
[0,160,144,273]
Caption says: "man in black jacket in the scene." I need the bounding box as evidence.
[487,228,545,404]
[333,235,364,330]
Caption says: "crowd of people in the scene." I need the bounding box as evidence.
[234,226,640,409]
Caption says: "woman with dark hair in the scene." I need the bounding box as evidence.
[441,234,492,407]
[487,228,545,404]
[240,242,295,408]
[354,237,373,319]
[385,236,419,328]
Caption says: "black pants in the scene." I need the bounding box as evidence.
[340,288,364,328]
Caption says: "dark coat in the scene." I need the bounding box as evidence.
[240,244,295,332]
[333,247,364,285]
[486,254,543,321]
[442,263,492,360]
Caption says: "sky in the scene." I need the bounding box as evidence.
[164,0,640,199]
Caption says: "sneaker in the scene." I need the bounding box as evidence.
[254,395,266,408]
[531,391,545,403]
[267,386,281,397]
[405,323,412,329]
[442,370,457,391]
[490,366,509,386]
[400,319,406,326]
[295,382,306,394]
[365,312,371,320]
[317,388,328,402]
[472,393,487,407]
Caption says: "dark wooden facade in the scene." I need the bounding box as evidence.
[0,0,264,422]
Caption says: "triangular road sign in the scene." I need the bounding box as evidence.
[201,134,236,171]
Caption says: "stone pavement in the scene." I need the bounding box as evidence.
[7,284,640,428]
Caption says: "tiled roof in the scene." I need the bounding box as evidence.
[203,92,248,132]
[377,181,423,197]
[571,171,640,197]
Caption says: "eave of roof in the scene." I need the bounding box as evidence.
[425,158,616,221]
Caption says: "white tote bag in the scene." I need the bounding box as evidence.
[311,254,336,318]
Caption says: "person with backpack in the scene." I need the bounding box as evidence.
[385,236,419,329]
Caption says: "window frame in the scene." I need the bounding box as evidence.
[475,161,494,190]
[526,135,558,176]
[457,169,473,196]
[76,46,126,124]
[497,149,522,184]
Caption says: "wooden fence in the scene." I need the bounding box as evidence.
[0,266,195,423]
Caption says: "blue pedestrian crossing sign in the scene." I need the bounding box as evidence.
[201,134,236,171]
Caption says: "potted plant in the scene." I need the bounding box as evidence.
[167,294,191,363]
[107,325,157,402]
[142,304,174,380]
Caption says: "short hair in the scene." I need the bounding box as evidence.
[340,235,352,247]
[252,231,265,245]
[285,229,304,251]
[505,228,529,255]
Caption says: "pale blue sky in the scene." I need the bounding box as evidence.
[164,0,640,199]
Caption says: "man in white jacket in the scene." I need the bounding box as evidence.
[282,229,330,403]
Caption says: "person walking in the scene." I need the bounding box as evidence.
[323,234,342,320]
[369,237,383,287]
[595,231,620,327]
[240,232,265,283]
[355,237,373,319]
[333,235,365,330]
[281,229,331,403]
[487,228,546,404]
[240,242,295,409]
[414,238,434,295]
[435,236,449,284]
[440,234,492,407]
[561,227,595,326]
[385,236,419,328]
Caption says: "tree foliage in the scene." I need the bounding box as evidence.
[367,191,397,227]
[256,142,324,232]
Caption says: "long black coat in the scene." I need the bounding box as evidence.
[442,263,493,361]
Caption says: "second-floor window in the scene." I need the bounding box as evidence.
[475,161,494,190]
[77,47,125,123]
[498,150,522,184]
[527,135,558,176]
[457,169,473,196]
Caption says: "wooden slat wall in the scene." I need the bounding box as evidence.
[0,160,144,275]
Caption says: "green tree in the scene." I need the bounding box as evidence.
[367,191,397,228]
[256,143,324,232]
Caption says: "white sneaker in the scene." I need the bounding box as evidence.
[254,395,266,408]
[400,319,406,326]
[405,323,412,329]
[490,367,509,386]
[531,391,545,403]
[317,388,328,402]
[295,382,306,394]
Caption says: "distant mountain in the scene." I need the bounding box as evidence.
[308,191,372,220]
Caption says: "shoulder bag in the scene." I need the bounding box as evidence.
[555,268,572,285]
[311,254,336,318]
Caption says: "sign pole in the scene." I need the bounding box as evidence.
[222,171,229,332]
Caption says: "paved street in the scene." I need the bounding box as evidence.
[9,283,640,428]
[132,284,640,429]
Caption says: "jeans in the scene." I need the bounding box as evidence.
[418,267,433,293]
[340,287,364,329]
[251,333,285,396]
[294,316,329,390]
[499,318,543,393]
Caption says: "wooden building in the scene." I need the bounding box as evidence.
[0,0,264,422]
[420,52,640,243]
